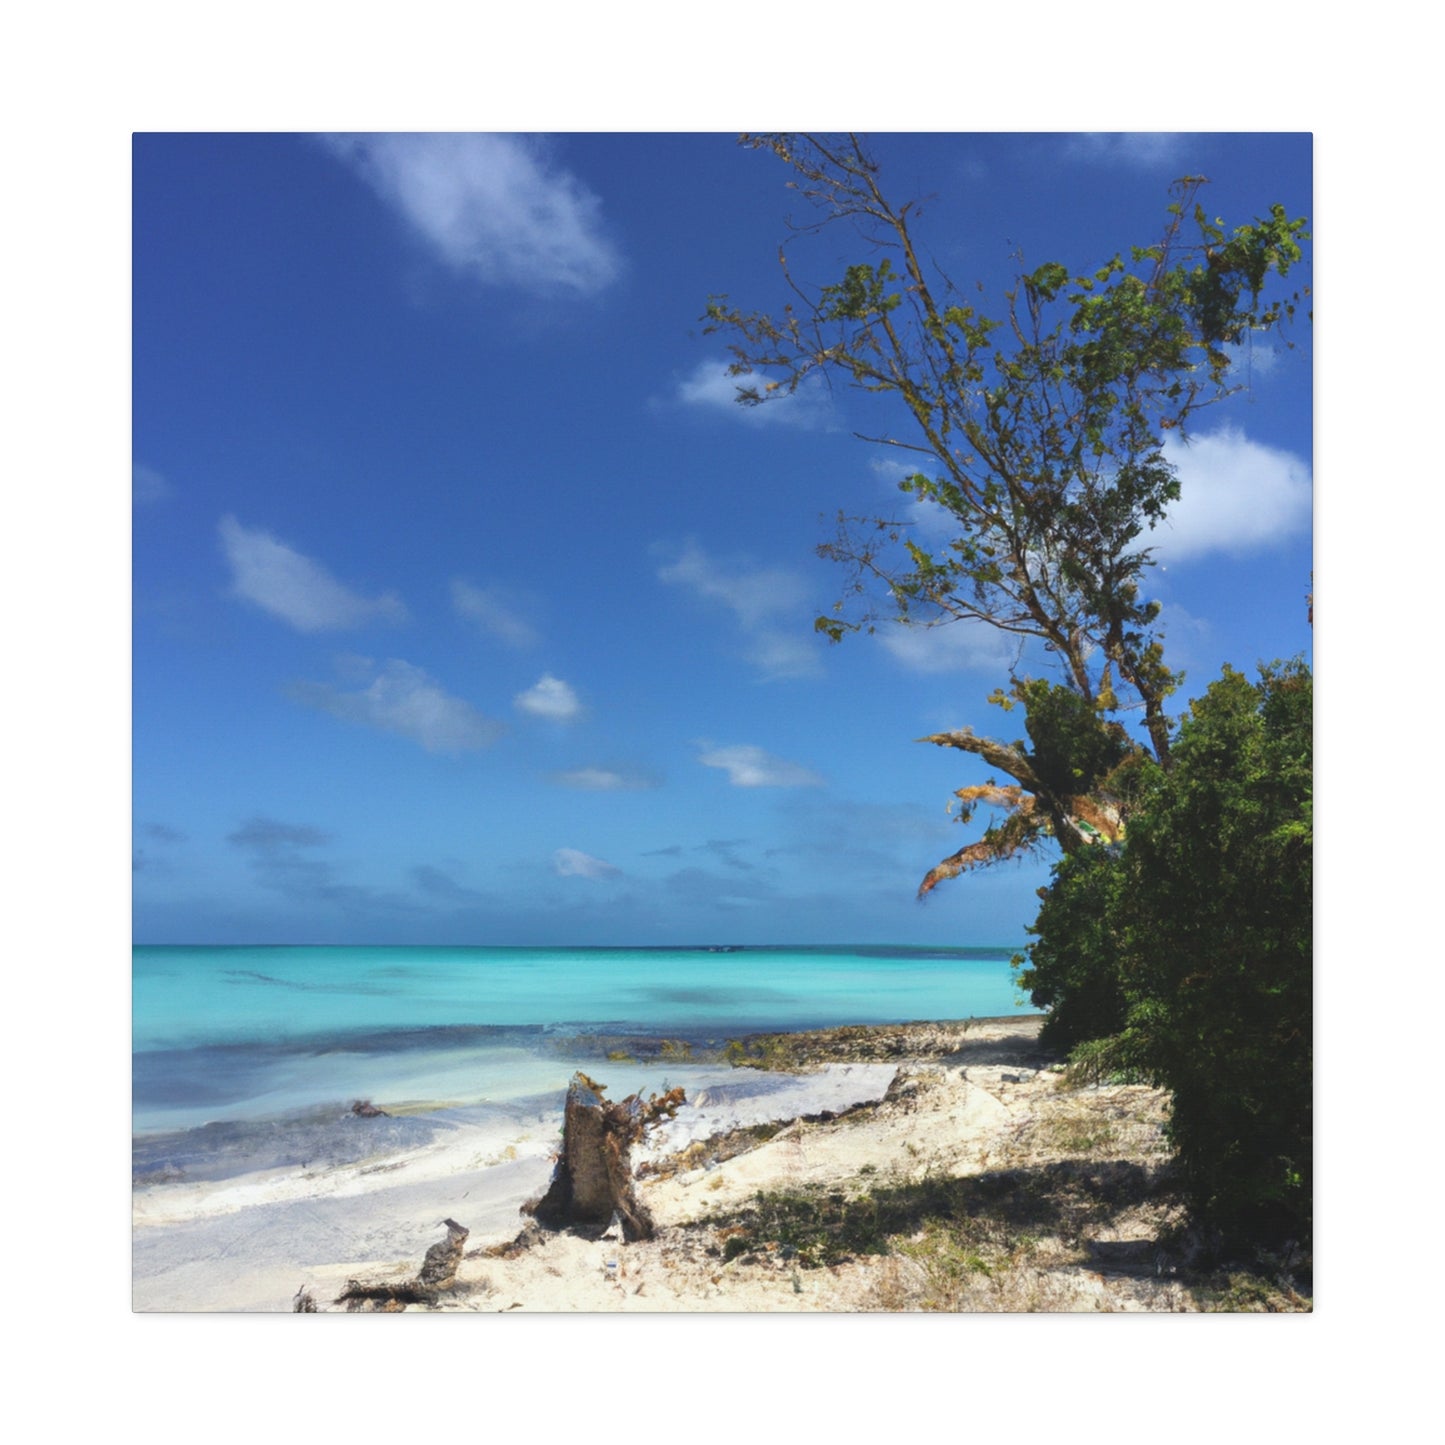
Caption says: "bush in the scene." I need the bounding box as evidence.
[1021,660,1312,1249]
[1016,844,1131,1053]
[1119,660,1312,1249]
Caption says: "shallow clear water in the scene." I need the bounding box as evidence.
[132,943,1029,1142]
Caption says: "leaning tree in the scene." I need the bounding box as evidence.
[705,134,1308,889]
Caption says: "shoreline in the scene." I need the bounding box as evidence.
[132,1018,932,1312]
[133,1015,1310,1313]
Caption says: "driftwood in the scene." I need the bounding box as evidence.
[332,1217,470,1311]
[527,1073,684,1243]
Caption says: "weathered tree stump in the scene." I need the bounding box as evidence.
[527,1072,683,1243]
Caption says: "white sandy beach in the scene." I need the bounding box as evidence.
[134,1016,1279,1313]
[132,1059,901,1312]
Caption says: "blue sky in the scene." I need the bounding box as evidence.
[132,132,1312,946]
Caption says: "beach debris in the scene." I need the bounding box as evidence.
[526,1073,684,1243]
[417,1217,470,1291]
[293,1285,318,1312]
[350,1099,389,1118]
[482,1221,545,1259]
[332,1217,471,1311]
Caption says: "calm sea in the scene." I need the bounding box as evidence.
[132,943,1029,1176]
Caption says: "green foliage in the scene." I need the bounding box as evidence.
[709,136,1312,1255]
[705,136,1308,785]
[1016,845,1132,1053]
[708,137,1309,906]
[728,1184,896,1268]
[1015,679,1131,801]
[1028,661,1313,1249]
[1117,660,1312,1249]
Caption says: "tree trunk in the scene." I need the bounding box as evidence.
[527,1073,682,1243]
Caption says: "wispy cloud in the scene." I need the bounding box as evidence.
[1152,602,1217,678]
[698,744,823,789]
[133,462,170,505]
[1062,133,1189,168]
[451,579,540,648]
[219,515,406,633]
[659,866,779,913]
[744,632,823,679]
[701,839,753,871]
[134,821,187,876]
[657,541,807,629]
[291,658,503,752]
[321,133,622,296]
[228,815,415,915]
[411,864,487,903]
[515,673,583,721]
[877,618,1015,675]
[552,847,622,880]
[229,817,331,850]
[655,540,823,680]
[1154,426,1312,563]
[228,816,334,900]
[859,457,1022,673]
[1224,339,1284,380]
[552,766,659,791]
[646,839,756,871]
[771,794,955,879]
[674,360,833,429]
[867,455,960,545]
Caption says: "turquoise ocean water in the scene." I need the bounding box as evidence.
[132,943,1030,1178]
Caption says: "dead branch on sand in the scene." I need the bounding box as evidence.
[329,1217,471,1311]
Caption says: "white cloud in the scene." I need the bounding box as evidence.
[451,579,539,648]
[1152,602,1217,678]
[320,133,621,295]
[675,360,833,429]
[1224,339,1283,379]
[867,454,965,540]
[219,515,406,633]
[133,462,169,505]
[1154,426,1312,563]
[745,630,825,679]
[656,540,823,680]
[515,673,583,720]
[1063,133,1188,168]
[553,767,657,791]
[698,744,823,789]
[552,847,622,880]
[877,618,1015,675]
[657,541,807,629]
[291,658,502,752]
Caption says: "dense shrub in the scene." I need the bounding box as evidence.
[1120,660,1312,1248]
[1016,845,1131,1053]
[1021,660,1312,1249]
